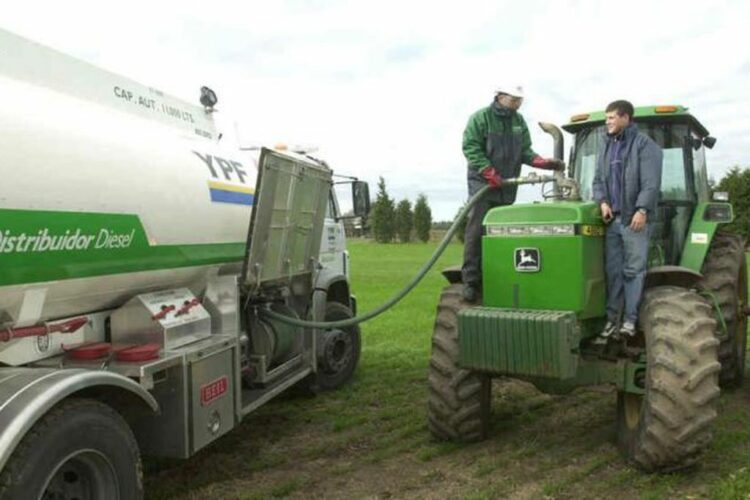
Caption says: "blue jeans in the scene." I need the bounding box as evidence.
[605,217,650,324]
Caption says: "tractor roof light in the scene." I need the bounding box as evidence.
[654,105,679,113]
[570,113,589,122]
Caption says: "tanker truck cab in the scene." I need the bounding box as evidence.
[429,105,744,472]
[0,28,370,499]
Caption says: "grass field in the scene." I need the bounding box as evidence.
[145,240,750,499]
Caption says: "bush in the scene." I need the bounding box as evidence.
[716,166,750,239]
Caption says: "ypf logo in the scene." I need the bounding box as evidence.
[514,248,540,272]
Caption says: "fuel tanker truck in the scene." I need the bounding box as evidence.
[0,29,370,499]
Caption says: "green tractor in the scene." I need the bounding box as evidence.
[428,105,748,471]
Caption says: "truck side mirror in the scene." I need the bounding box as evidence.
[200,86,218,109]
[352,181,370,217]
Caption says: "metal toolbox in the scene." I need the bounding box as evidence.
[110,288,211,349]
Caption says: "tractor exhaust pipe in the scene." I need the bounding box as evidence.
[538,122,564,161]
[535,122,580,201]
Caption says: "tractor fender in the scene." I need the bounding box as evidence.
[644,265,703,290]
[312,269,352,320]
[0,367,158,472]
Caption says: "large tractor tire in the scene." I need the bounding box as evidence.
[617,286,720,472]
[0,398,143,500]
[428,284,490,442]
[700,231,748,387]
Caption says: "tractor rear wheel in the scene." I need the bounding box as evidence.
[616,286,720,471]
[700,231,748,387]
[428,284,490,442]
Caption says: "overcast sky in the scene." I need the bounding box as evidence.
[3,1,749,219]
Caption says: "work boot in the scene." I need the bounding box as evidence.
[620,321,636,338]
[462,284,479,304]
[593,321,618,345]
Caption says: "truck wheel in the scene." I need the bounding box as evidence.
[313,302,361,391]
[616,286,720,472]
[700,231,748,387]
[0,398,142,500]
[428,284,490,442]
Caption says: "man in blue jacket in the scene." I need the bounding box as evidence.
[592,100,662,341]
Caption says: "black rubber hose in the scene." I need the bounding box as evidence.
[259,185,491,329]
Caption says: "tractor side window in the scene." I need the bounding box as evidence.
[692,133,710,202]
[637,123,692,202]
[660,148,689,201]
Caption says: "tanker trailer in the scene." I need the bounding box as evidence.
[0,28,369,499]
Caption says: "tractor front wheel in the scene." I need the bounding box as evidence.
[616,286,720,471]
[428,284,490,442]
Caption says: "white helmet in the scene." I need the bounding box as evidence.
[495,84,524,98]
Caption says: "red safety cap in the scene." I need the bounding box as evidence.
[65,342,112,360]
[116,343,161,362]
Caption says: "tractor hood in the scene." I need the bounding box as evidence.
[483,201,602,228]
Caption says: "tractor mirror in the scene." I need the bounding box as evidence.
[703,136,717,149]
[352,181,371,217]
[712,191,729,202]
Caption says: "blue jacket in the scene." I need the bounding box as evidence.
[592,123,663,225]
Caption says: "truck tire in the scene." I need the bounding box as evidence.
[616,286,720,472]
[428,284,490,442]
[312,302,361,391]
[0,398,142,500]
[700,231,748,387]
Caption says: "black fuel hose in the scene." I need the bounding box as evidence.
[259,184,492,329]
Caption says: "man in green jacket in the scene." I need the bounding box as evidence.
[461,84,564,303]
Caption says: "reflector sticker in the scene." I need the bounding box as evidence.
[200,376,229,406]
[691,232,708,244]
[208,181,255,206]
[581,225,605,236]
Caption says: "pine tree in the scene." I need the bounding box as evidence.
[413,193,432,243]
[371,177,396,243]
[395,199,413,243]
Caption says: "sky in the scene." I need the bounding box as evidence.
[3,0,749,219]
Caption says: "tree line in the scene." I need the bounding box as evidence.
[370,177,432,243]
[716,166,750,239]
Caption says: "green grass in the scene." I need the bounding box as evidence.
[143,242,750,499]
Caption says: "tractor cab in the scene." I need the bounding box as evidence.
[562,105,718,265]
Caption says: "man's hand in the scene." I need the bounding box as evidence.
[629,210,647,232]
[481,166,502,189]
[600,202,613,223]
[531,156,565,171]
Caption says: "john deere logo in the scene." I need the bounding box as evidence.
[514,248,540,272]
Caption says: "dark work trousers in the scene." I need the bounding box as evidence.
[462,122,523,287]
[605,217,651,324]
[461,178,512,287]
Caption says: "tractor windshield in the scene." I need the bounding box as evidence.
[572,123,694,203]
[571,122,699,265]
